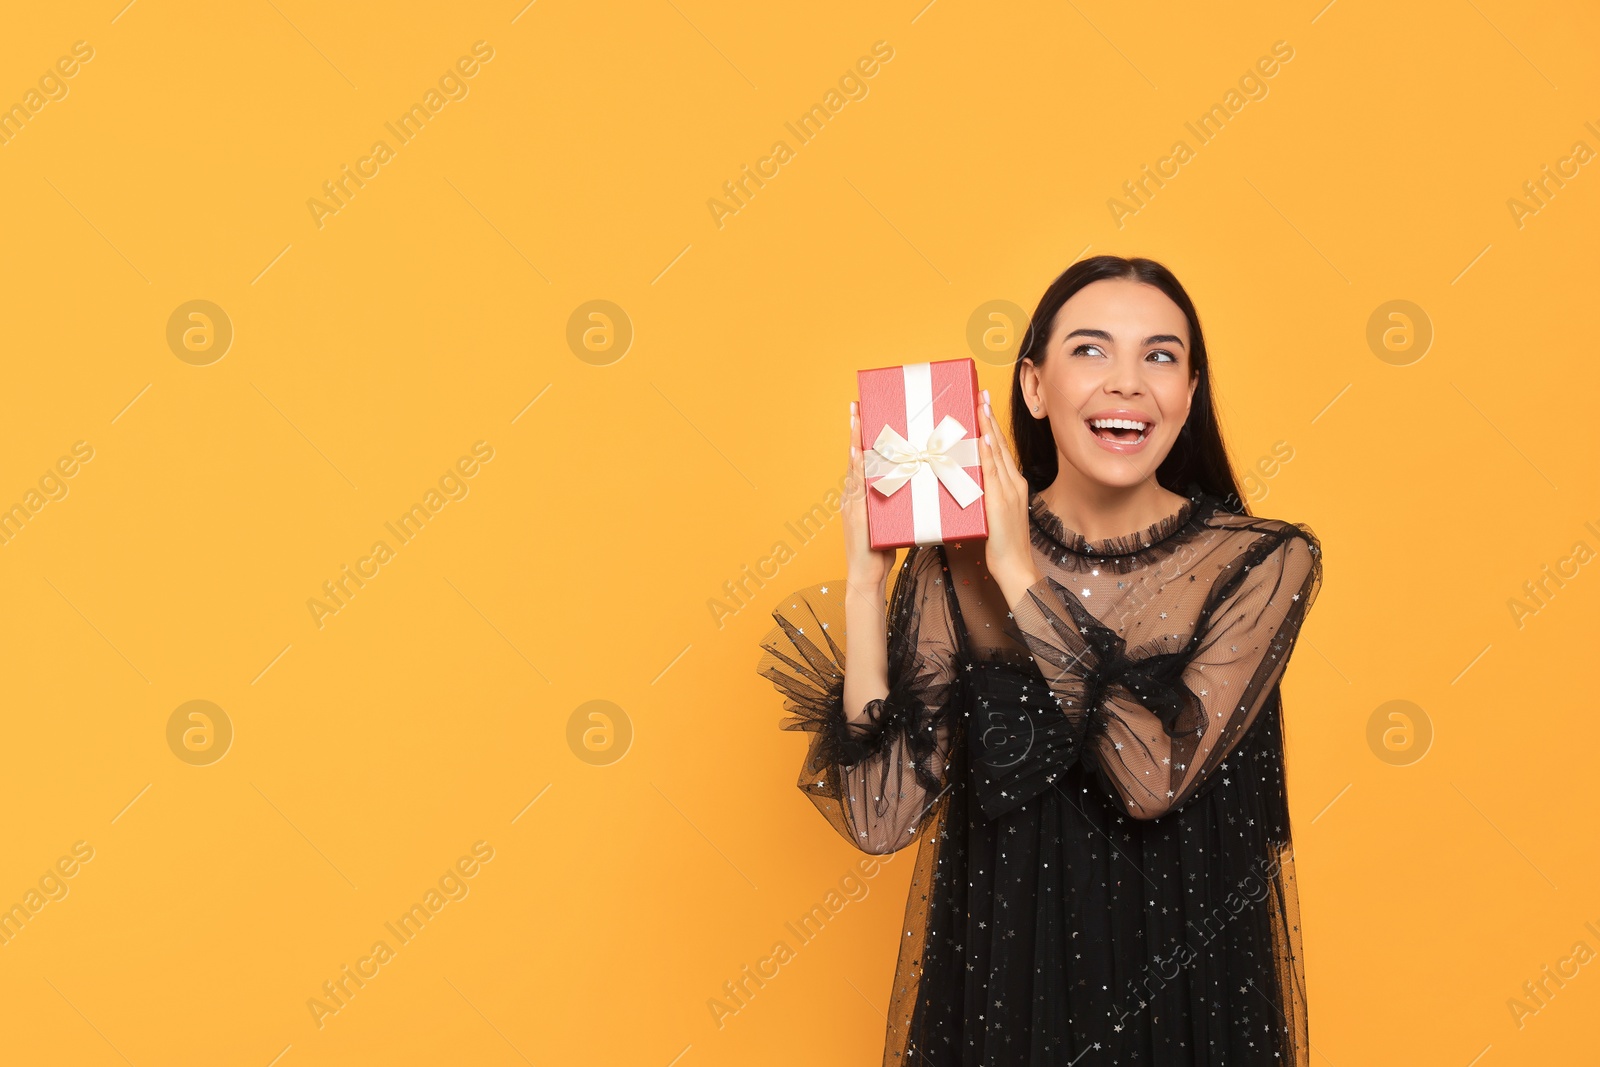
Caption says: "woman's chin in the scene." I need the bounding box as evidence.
[1060,452,1165,489]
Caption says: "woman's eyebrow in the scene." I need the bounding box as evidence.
[1063,327,1187,349]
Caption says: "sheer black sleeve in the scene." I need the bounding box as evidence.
[756,544,962,854]
[1008,524,1322,819]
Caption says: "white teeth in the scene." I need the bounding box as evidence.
[1088,417,1150,431]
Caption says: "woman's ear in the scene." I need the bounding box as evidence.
[1019,358,1042,417]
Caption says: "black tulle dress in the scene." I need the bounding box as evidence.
[757,485,1323,1066]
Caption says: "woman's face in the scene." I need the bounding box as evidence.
[1020,278,1199,490]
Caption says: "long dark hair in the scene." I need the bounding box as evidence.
[1009,255,1249,513]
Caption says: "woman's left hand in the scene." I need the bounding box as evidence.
[976,388,1041,609]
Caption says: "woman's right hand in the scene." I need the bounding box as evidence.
[844,400,896,589]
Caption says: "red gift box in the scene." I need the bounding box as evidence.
[856,358,988,549]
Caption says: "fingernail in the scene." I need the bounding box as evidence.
[983,432,991,444]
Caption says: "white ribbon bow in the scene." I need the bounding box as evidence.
[864,415,984,509]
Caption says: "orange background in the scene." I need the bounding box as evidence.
[0,1,1596,1064]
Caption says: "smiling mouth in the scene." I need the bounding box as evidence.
[1086,417,1151,444]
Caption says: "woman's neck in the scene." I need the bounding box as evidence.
[1036,472,1189,543]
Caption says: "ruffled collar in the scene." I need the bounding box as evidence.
[1028,485,1207,560]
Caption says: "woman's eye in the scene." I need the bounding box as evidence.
[1069,343,1178,362]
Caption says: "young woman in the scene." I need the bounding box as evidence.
[757,255,1324,1065]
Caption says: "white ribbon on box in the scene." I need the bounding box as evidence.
[862,362,984,545]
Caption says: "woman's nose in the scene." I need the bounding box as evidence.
[1103,354,1145,396]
